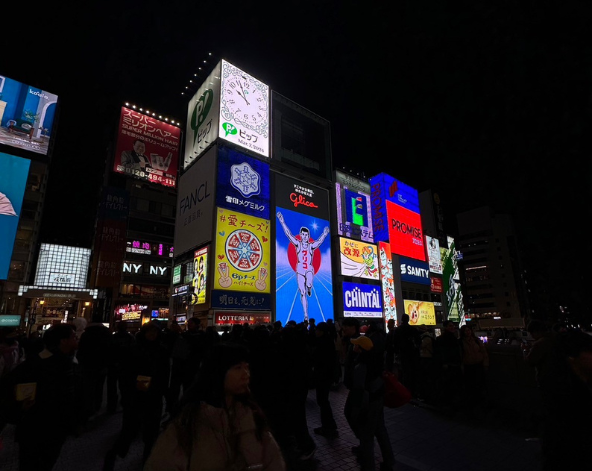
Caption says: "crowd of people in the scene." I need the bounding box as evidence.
[0,313,591,471]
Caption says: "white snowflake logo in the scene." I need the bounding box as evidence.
[230,162,261,198]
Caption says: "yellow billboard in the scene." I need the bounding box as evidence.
[214,207,270,293]
[339,237,379,280]
[403,300,436,326]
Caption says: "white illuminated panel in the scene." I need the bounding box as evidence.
[219,60,270,157]
[34,244,91,289]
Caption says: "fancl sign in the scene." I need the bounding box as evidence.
[342,282,383,318]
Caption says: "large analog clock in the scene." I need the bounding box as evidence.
[222,70,268,132]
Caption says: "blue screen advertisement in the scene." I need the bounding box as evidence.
[342,281,383,318]
[400,256,431,285]
[216,146,270,219]
[0,152,30,279]
[0,75,58,156]
[275,206,333,325]
[369,173,420,242]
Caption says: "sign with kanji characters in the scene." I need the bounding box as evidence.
[339,238,379,280]
[216,146,270,219]
[214,207,270,293]
[113,107,181,188]
[211,290,271,310]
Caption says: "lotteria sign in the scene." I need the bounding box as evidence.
[400,257,430,285]
[369,173,420,242]
[342,282,383,318]
[386,200,425,261]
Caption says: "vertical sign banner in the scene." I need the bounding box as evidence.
[214,208,270,293]
[216,146,270,219]
[113,107,181,187]
[426,235,443,274]
[378,242,396,322]
[174,146,216,257]
[335,170,373,242]
[447,235,460,281]
[369,172,420,242]
[184,62,221,169]
[0,152,30,279]
[275,174,333,325]
[441,244,463,321]
[342,282,383,318]
[0,75,58,156]
[386,200,425,261]
[191,247,208,305]
[403,300,436,325]
[339,238,379,280]
[219,60,270,157]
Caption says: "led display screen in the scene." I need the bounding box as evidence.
[173,265,182,285]
[214,311,271,326]
[335,171,373,242]
[0,75,58,156]
[191,247,208,305]
[403,300,436,326]
[216,146,270,219]
[184,62,221,169]
[342,282,383,318]
[0,152,30,279]
[33,244,91,289]
[0,315,21,327]
[441,243,463,321]
[339,238,379,280]
[370,173,420,242]
[400,257,430,285]
[126,240,173,257]
[425,235,443,274]
[430,277,443,293]
[219,60,270,157]
[447,236,460,281]
[378,241,396,322]
[112,107,181,187]
[174,145,216,257]
[214,208,270,293]
[386,200,425,261]
[122,261,170,278]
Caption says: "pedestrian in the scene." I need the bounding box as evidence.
[385,318,396,373]
[144,342,286,471]
[459,324,489,416]
[349,335,395,471]
[392,313,421,397]
[312,321,339,438]
[417,326,436,402]
[341,317,361,445]
[106,320,135,414]
[77,313,112,422]
[433,320,463,412]
[103,322,170,469]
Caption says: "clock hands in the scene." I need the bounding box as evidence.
[235,79,251,106]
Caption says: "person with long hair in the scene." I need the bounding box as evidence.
[144,342,285,471]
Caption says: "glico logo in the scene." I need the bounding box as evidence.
[289,193,318,209]
[391,218,421,237]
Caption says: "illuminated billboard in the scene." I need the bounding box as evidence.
[34,244,91,289]
[184,62,221,169]
[370,173,420,242]
[214,208,270,293]
[400,257,430,285]
[0,152,30,279]
[430,277,443,293]
[342,282,383,318]
[335,170,373,242]
[386,200,425,261]
[0,76,58,156]
[191,247,208,305]
[447,236,460,281]
[112,107,181,187]
[426,235,443,274]
[339,238,379,280]
[403,300,436,326]
[219,60,270,157]
[126,240,173,258]
[441,241,463,322]
[378,241,396,322]
[275,174,333,324]
[216,146,270,219]
[174,145,216,257]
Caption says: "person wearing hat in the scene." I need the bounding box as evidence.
[349,335,395,471]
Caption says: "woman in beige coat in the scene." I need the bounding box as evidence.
[144,342,285,471]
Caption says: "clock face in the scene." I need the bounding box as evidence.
[223,73,268,130]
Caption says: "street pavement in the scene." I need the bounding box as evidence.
[0,382,542,471]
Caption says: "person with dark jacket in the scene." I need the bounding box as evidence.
[312,321,339,438]
[106,321,135,413]
[103,322,171,469]
[433,320,463,411]
[77,314,112,421]
[11,324,83,471]
[392,314,421,397]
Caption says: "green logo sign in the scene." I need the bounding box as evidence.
[191,89,214,146]
[222,122,237,137]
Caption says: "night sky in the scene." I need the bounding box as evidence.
[3,2,590,318]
